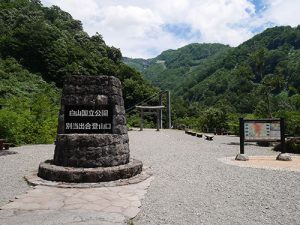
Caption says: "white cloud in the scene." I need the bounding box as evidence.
[41,0,300,58]
[42,0,99,19]
[181,0,255,46]
[98,5,162,38]
[263,0,300,26]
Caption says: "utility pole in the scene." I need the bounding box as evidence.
[159,93,163,129]
[140,108,144,131]
[166,91,171,129]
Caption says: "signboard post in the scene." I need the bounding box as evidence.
[280,118,286,153]
[237,118,290,161]
[239,118,245,154]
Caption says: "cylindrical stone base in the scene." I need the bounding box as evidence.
[38,159,143,183]
[54,134,130,168]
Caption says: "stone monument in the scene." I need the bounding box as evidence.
[38,75,143,183]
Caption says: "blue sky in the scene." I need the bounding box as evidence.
[41,0,300,58]
[162,23,201,41]
[250,0,266,13]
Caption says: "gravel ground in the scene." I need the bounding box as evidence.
[129,129,300,225]
[0,130,299,225]
[0,145,53,206]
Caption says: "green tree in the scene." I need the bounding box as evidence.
[202,107,228,132]
[256,74,285,117]
[249,48,267,81]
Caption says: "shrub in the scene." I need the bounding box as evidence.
[274,138,300,154]
[0,95,58,145]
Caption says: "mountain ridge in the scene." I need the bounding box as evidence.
[124,26,300,134]
[124,43,231,91]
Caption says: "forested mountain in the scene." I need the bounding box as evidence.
[0,0,157,144]
[125,26,300,135]
[124,43,231,91]
[177,26,300,113]
[0,0,299,143]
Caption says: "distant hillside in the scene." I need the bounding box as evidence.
[176,26,300,113]
[124,43,231,91]
[123,57,150,72]
[125,26,300,113]
[125,26,300,135]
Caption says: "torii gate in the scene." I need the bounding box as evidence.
[136,91,171,131]
[136,106,165,131]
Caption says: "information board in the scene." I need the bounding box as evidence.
[64,105,113,134]
[239,118,285,154]
[244,121,281,141]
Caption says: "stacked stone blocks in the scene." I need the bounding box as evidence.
[38,75,143,183]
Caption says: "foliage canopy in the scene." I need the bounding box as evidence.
[0,0,158,144]
[125,26,300,135]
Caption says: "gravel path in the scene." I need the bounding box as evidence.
[0,145,53,206]
[0,130,299,225]
[129,129,300,225]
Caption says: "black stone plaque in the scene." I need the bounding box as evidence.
[64,105,113,134]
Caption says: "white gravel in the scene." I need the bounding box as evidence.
[0,130,299,225]
[0,145,53,206]
[129,129,300,225]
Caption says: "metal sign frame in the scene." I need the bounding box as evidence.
[239,118,285,154]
